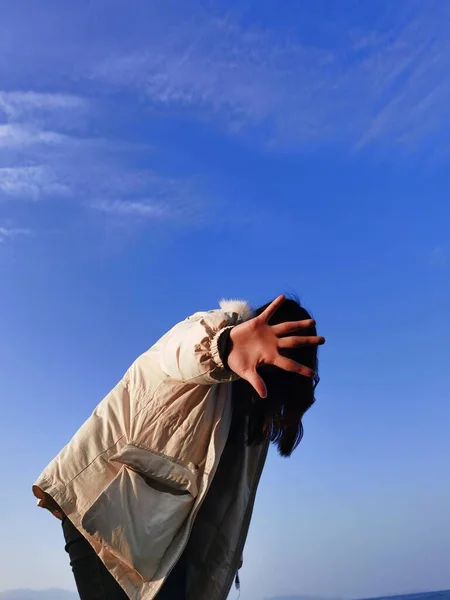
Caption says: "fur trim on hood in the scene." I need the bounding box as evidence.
[219,299,254,322]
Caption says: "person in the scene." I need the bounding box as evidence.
[32,294,325,600]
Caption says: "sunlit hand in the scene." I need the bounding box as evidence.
[227,295,325,398]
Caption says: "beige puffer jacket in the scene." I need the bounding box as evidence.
[33,300,269,600]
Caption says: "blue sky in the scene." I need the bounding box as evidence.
[1,1,450,598]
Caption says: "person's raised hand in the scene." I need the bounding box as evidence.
[227,295,325,398]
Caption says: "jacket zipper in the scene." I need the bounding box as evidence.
[151,439,269,600]
[218,438,270,600]
[148,387,234,598]
[149,456,223,599]
[150,425,269,600]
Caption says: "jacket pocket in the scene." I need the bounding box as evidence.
[81,443,197,582]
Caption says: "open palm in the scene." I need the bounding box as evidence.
[227,295,325,398]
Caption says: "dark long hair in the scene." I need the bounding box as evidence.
[232,296,320,457]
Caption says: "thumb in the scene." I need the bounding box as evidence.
[243,369,267,399]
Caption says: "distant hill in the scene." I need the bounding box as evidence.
[0,590,78,600]
[264,593,450,600]
[265,596,343,600]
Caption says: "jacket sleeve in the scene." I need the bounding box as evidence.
[159,308,243,385]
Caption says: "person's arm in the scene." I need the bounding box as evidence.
[159,302,251,385]
[160,295,325,393]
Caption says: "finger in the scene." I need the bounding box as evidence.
[258,295,286,323]
[272,319,316,335]
[278,335,325,348]
[273,355,315,378]
[242,369,268,399]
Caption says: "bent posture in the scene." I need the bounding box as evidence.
[33,295,325,600]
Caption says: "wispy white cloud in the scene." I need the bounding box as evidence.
[92,199,170,218]
[92,22,298,131]
[0,86,207,234]
[2,1,447,254]
[0,92,86,203]
[0,123,69,148]
[92,3,450,152]
[0,166,69,200]
[0,90,87,161]
[1,3,448,155]
[0,91,87,121]
[1,2,448,154]
[0,226,31,243]
[89,172,204,222]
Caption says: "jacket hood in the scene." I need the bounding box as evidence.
[219,299,254,322]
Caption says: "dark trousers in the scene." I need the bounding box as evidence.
[62,517,186,599]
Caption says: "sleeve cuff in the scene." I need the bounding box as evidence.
[210,326,235,371]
